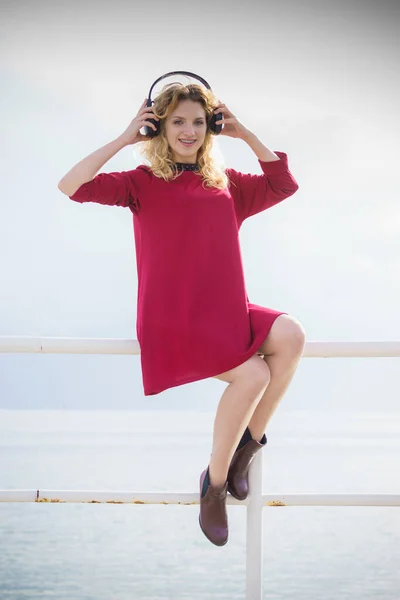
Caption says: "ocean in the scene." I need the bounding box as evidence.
[0,409,399,600]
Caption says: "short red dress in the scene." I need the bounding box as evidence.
[69,151,299,395]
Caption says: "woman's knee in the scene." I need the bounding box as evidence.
[259,315,306,357]
[214,355,270,389]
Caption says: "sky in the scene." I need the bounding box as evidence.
[0,0,399,411]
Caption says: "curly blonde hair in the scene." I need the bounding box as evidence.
[139,82,229,190]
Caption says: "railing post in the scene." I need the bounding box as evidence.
[246,450,263,600]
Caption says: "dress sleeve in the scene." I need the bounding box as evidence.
[68,167,148,214]
[227,151,299,224]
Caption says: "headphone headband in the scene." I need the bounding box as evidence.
[147,71,211,103]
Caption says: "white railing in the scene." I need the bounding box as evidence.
[1,336,400,600]
[1,337,400,356]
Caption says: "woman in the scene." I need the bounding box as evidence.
[58,81,305,547]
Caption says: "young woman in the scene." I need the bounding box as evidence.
[58,81,305,547]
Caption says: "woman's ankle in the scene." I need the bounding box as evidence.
[208,464,227,488]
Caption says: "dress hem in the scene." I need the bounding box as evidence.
[143,310,287,396]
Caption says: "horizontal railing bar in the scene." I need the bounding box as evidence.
[0,490,399,506]
[1,337,400,357]
[0,337,141,355]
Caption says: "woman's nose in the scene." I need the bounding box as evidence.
[183,125,195,135]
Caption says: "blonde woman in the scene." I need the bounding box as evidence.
[58,77,305,547]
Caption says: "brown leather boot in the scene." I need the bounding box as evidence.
[199,467,228,546]
[227,433,267,501]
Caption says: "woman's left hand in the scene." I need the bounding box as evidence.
[213,103,250,139]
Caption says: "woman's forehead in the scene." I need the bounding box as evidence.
[171,100,206,118]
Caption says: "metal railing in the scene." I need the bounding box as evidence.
[1,336,400,600]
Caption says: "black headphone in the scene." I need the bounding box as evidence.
[144,71,223,138]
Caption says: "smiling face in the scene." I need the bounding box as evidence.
[164,100,208,164]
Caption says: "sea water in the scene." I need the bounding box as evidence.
[0,409,399,600]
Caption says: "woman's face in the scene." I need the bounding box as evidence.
[164,100,208,163]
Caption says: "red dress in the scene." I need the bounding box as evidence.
[69,151,298,395]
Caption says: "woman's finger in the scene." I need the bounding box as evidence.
[216,117,234,123]
[215,107,233,116]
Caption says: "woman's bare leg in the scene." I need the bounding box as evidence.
[209,355,270,487]
[247,315,306,440]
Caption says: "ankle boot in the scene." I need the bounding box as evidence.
[199,467,228,546]
[227,428,267,501]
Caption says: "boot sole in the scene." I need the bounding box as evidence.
[227,483,247,501]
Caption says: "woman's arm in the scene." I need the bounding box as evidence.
[240,131,281,163]
[58,135,129,197]
[58,99,159,197]
[227,151,299,224]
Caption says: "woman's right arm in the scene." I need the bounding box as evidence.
[57,98,159,197]
[57,136,129,197]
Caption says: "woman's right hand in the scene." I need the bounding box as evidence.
[119,99,160,145]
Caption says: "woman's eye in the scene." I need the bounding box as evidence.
[173,120,204,125]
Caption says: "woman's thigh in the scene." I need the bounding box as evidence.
[213,314,305,383]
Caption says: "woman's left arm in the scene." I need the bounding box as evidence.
[214,103,282,161]
[214,102,299,222]
[239,130,281,163]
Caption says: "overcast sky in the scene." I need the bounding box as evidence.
[1,0,399,411]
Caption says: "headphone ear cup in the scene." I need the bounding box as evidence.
[144,120,160,138]
[209,112,223,135]
[144,99,160,138]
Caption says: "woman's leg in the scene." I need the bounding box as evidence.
[209,355,270,487]
[247,314,306,440]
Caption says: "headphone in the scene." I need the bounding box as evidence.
[144,71,223,138]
